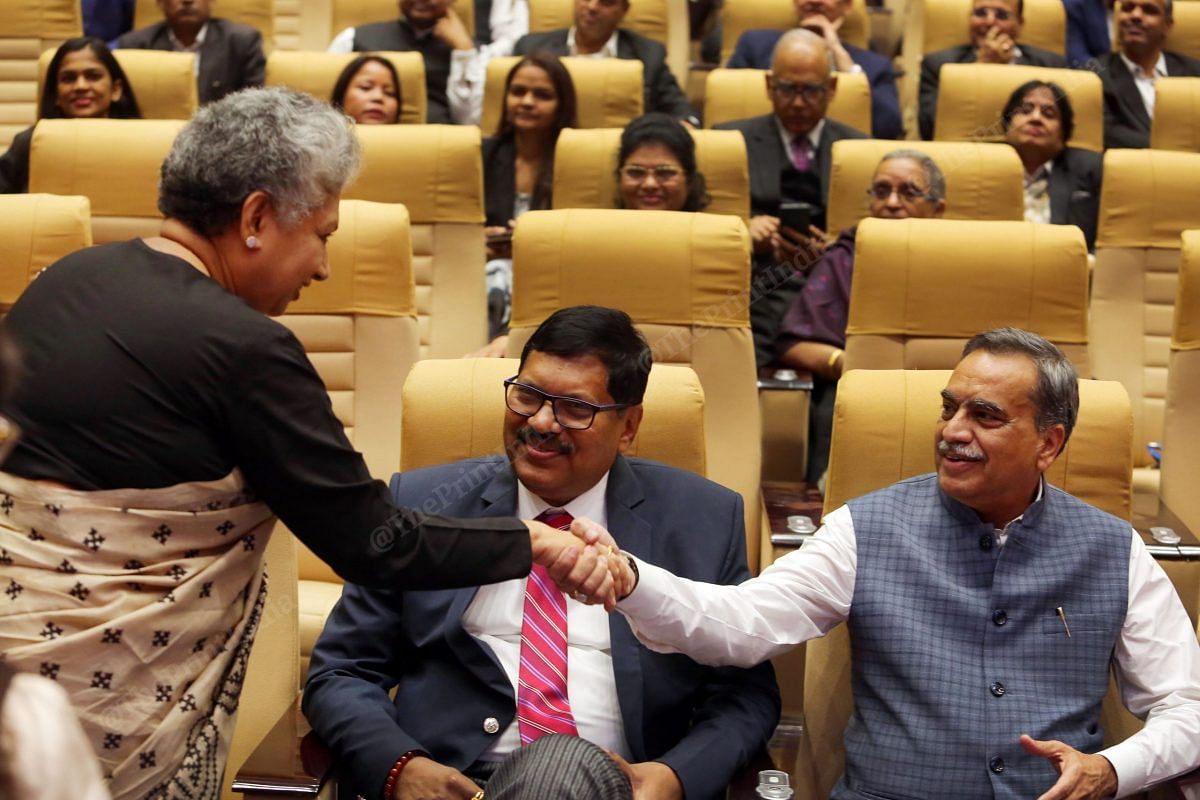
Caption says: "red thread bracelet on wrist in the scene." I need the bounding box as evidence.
[382,749,427,800]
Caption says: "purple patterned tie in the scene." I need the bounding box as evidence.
[516,509,579,744]
[789,136,812,172]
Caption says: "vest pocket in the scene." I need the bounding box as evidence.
[1040,612,1110,635]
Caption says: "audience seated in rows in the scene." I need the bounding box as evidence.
[1002,80,1102,250]
[726,0,901,139]
[328,0,469,123]
[716,29,866,367]
[480,52,578,354]
[331,54,403,124]
[615,113,710,212]
[919,0,1066,140]
[1099,0,1200,149]
[116,0,265,104]
[304,306,781,800]
[775,151,947,484]
[514,0,698,125]
[0,37,142,194]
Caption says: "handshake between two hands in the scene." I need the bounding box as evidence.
[527,518,637,611]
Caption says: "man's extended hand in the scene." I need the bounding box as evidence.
[431,7,475,50]
[749,215,780,255]
[1019,734,1118,800]
[528,518,623,609]
[393,756,480,800]
[977,26,1016,63]
[608,752,684,800]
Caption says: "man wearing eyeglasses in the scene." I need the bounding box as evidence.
[716,28,867,367]
[303,305,780,800]
[775,150,946,487]
[918,0,1066,140]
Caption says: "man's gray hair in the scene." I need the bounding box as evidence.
[159,86,361,236]
[771,28,838,75]
[962,327,1079,445]
[880,149,947,202]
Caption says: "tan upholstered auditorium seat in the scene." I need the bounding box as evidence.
[798,369,1132,800]
[1163,230,1200,536]
[1165,2,1200,60]
[38,48,198,120]
[550,127,750,219]
[267,50,427,124]
[719,0,869,65]
[1151,77,1200,153]
[134,0,276,48]
[934,63,1103,150]
[278,199,420,672]
[843,218,1090,373]
[826,140,1024,235]
[0,194,91,309]
[27,118,184,242]
[402,358,707,476]
[1091,149,1200,497]
[919,0,1066,55]
[0,0,80,149]
[479,56,643,133]
[506,209,765,569]
[342,125,488,357]
[703,67,873,136]
[526,0,689,89]
[331,0,475,52]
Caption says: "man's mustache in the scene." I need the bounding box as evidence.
[516,426,573,454]
[937,441,985,462]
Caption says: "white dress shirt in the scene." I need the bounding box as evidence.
[619,502,1200,798]
[167,21,208,78]
[1119,51,1168,119]
[464,471,630,761]
[775,116,825,169]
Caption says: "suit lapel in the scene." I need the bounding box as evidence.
[749,115,784,211]
[197,20,222,100]
[1048,153,1070,225]
[603,457,653,761]
[1110,56,1151,130]
[817,124,835,201]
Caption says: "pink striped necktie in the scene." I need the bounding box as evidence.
[516,509,579,744]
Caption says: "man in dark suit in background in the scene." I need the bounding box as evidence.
[918,0,1066,139]
[117,0,264,104]
[304,306,780,800]
[716,29,866,366]
[726,0,902,139]
[513,0,698,124]
[1098,0,1200,149]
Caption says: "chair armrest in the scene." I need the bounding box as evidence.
[231,693,332,798]
[757,367,814,392]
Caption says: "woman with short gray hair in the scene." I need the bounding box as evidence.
[0,87,593,798]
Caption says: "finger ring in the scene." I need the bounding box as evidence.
[605,544,614,557]
[472,791,486,800]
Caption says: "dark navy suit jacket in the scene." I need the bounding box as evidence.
[116,17,265,104]
[1048,146,1102,252]
[727,29,902,139]
[1064,0,1110,67]
[303,455,780,800]
[1099,50,1200,148]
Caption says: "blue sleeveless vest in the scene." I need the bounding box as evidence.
[832,474,1130,800]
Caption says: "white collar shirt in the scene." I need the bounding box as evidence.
[1119,51,1168,118]
[775,116,825,167]
[167,21,208,78]
[567,26,620,58]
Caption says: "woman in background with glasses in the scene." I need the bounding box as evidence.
[615,113,710,213]
[775,150,947,488]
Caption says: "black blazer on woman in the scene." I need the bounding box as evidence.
[482,136,553,227]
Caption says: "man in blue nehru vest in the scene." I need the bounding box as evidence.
[575,327,1200,799]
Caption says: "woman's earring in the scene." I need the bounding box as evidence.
[245,235,260,249]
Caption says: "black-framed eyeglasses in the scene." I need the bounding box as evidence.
[971,5,1013,20]
[866,181,937,202]
[503,377,631,430]
[769,78,831,104]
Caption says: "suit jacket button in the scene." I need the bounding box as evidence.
[483,717,500,734]
[990,756,1005,773]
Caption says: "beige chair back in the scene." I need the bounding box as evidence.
[506,208,763,567]
[27,118,184,242]
[331,0,475,47]
[134,0,276,47]
[0,0,80,148]
[0,194,92,309]
[343,124,488,357]
[550,127,750,220]
[844,218,1090,373]
[480,55,643,133]
[402,358,706,476]
[526,0,689,88]
[1162,229,1200,534]
[279,199,419,665]
[1151,77,1200,153]
[266,50,427,124]
[1091,149,1200,470]
[826,139,1023,235]
[921,0,1066,54]
[1166,2,1200,60]
[38,48,198,120]
[719,0,869,64]
[702,67,872,136]
[933,63,1103,150]
[803,368,1132,800]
